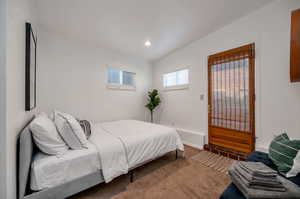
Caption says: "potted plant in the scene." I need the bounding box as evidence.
[145,89,161,123]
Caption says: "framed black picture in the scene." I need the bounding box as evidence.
[25,22,37,111]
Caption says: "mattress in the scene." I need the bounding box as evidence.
[100,120,184,169]
[30,142,101,191]
[90,120,184,182]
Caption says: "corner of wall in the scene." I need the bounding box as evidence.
[0,0,7,198]
[6,0,38,198]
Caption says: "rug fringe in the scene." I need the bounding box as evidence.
[191,151,236,173]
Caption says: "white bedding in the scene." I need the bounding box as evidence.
[89,124,129,183]
[90,120,184,183]
[30,142,101,191]
[31,120,184,190]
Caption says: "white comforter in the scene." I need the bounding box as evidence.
[90,120,184,183]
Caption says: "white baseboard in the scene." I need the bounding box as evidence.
[176,128,205,150]
[182,140,203,149]
[175,126,269,153]
[256,146,268,153]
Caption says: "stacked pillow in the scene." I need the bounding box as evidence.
[29,113,69,155]
[269,132,300,177]
[30,111,89,156]
[54,111,88,150]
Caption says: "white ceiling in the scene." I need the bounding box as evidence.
[35,0,273,62]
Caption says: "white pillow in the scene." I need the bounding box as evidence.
[30,113,69,155]
[287,151,300,177]
[54,111,88,149]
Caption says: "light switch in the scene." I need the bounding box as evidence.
[200,94,205,101]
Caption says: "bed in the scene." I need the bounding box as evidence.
[18,119,184,199]
[30,142,101,191]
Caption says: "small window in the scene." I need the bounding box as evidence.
[107,68,136,90]
[163,69,189,89]
[122,71,135,86]
[108,68,121,84]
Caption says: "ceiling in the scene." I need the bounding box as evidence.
[35,0,273,62]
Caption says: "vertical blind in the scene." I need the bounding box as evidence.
[209,44,254,133]
[108,68,121,84]
[122,71,135,85]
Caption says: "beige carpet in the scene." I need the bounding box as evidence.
[70,146,231,199]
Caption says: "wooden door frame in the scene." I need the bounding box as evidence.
[207,43,256,153]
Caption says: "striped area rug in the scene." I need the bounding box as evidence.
[191,150,237,173]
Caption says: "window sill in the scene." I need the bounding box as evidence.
[106,84,136,91]
[163,84,189,91]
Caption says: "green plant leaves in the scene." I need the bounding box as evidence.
[145,89,161,111]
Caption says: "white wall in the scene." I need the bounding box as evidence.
[4,2,152,198]
[0,0,7,198]
[6,0,37,198]
[153,0,300,150]
[3,0,300,198]
[37,30,152,123]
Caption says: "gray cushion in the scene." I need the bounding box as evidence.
[79,120,91,139]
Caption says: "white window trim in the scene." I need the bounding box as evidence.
[163,67,190,91]
[164,66,189,74]
[106,66,136,91]
[106,83,136,91]
[163,84,189,91]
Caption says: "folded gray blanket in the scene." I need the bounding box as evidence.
[234,165,281,186]
[238,162,277,177]
[229,169,300,199]
[234,164,283,188]
[230,168,286,192]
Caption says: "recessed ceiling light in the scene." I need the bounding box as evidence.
[145,40,151,47]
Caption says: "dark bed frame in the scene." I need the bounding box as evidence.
[18,117,179,199]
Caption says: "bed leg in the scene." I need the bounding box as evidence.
[176,149,178,160]
[130,170,134,183]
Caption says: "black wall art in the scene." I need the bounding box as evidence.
[25,22,37,111]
